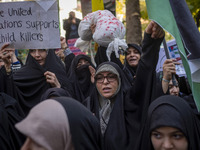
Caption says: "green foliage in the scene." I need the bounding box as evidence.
[186,0,200,27]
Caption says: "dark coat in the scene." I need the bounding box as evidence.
[63,18,81,41]
[54,97,103,150]
[67,54,95,103]
[0,50,72,115]
[85,33,164,150]
[0,93,25,150]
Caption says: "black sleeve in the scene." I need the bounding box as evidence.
[0,66,16,97]
[95,46,123,68]
[125,32,164,123]
[64,53,75,74]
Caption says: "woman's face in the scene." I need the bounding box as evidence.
[126,47,141,67]
[169,80,180,96]
[151,126,188,150]
[29,49,47,66]
[21,137,46,150]
[76,58,90,68]
[95,71,119,99]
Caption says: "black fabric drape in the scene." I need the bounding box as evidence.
[67,54,95,103]
[0,50,73,115]
[54,97,102,150]
[64,53,75,74]
[123,59,137,85]
[94,46,123,68]
[0,92,25,150]
[85,33,163,150]
[40,87,71,101]
[135,95,200,150]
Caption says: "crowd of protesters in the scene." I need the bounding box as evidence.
[0,10,199,150]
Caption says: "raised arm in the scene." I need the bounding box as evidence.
[0,43,15,74]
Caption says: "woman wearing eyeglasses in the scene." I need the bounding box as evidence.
[84,21,165,150]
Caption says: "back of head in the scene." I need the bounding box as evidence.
[16,99,73,150]
[54,97,102,150]
[16,97,102,150]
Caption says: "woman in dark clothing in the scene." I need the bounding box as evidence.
[84,21,165,150]
[0,92,25,150]
[135,95,200,150]
[123,43,142,85]
[63,11,81,43]
[67,54,95,103]
[16,97,102,150]
[0,44,72,115]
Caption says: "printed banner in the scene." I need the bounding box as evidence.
[0,0,60,49]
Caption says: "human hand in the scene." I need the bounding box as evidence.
[60,36,68,49]
[162,59,179,81]
[72,18,76,24]
[89,65,96,83]
[44,71,61,88]
[145,21,165,39]
[90,24,96,34]
[0,43,15,70]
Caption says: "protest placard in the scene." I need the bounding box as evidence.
[156,39,186,77]
[0,0,60,49]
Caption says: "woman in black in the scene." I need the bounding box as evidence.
[16,97,102,150]
[135,95,200,150]
[67,54,95,103]
[0,92,25,150]
[84,21,165,150]
[0,44,72,115]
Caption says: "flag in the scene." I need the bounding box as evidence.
[146,0,200,111]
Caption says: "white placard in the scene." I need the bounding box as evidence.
[0,0,60,49]
[156,39,186,77]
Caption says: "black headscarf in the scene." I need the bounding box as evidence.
[85,62,142,150]
[54,97,102,150]
[123,43,142,85]
[67,54,95,103]
[0,92,25,150]
[12,50,73,115]
[135,95,200,150]
[40,87,71,101]
[86,33,164,150]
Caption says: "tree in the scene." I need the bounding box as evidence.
[80,0,92,17]
[126,0,142,44]
[186,0,200,28]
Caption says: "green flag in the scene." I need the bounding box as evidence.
[146,0,200,111]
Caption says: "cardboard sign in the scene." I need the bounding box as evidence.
[0,0,60,49]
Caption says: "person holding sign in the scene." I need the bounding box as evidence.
[0,40,73,115]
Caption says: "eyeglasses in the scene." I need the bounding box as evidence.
[95,73,118,83]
